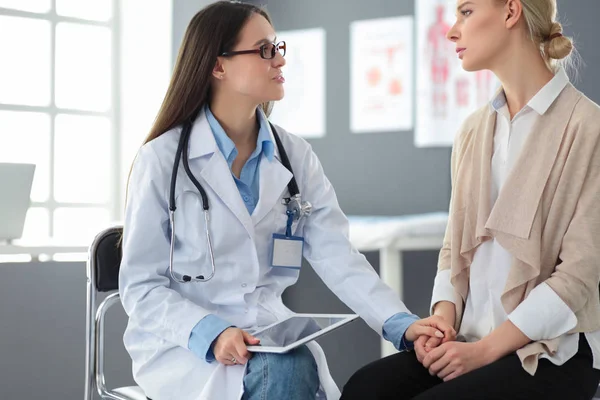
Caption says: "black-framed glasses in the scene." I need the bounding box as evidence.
[220,41,286,60]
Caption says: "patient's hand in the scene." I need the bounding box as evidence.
[414,335,431,363]
[404,315,456,365]
[414,301,457,363]
[414,328,455,363]
[422,341,491,381]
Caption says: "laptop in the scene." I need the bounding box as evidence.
[0,163,36,243]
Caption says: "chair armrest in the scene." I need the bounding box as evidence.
[95,293,133,400]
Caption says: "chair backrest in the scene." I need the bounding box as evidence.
[91,226,123,292]
[85,225,125,400]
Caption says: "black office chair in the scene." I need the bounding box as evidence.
[84,225,148,400]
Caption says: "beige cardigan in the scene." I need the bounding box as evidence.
[438,83,600,374]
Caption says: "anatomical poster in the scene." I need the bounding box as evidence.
[350,16,414,134]
[415,0,499,147]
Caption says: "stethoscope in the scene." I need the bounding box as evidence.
[168,116,312,283]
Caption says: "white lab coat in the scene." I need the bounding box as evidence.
[119,110,410,400]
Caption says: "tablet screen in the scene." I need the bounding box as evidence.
[252,316,348,347]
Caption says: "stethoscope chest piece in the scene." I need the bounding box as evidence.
[283,194,312,221]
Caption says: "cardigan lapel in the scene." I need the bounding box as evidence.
[449,107,496,305]
[487,85,582,309]
[456,107,496,262]
[485,85,581,241]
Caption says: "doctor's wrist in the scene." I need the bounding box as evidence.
[188,315,234,362]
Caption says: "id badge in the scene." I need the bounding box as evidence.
[271,233,304,269]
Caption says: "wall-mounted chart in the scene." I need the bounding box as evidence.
[350,16,414,134]
[415,0,499,147]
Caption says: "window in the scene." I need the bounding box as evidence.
[0,1,119,245]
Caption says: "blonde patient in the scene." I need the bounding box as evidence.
[342,0,600,399]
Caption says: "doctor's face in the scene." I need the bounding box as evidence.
[446,0,509,72]
[218,14,286,103]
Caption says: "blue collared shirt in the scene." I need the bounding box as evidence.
[205,105,274,215]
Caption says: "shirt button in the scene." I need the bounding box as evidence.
[243,195,249,201]
[244,308,249,313]
[241,283,247,288]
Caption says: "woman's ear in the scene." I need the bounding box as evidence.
[504,0,523,29]
[212,58,225,80]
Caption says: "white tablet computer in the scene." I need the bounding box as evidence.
[246,313,359,354]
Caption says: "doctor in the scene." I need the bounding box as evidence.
[119,2,454,400]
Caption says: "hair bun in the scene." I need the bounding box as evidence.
[545,22,573,60]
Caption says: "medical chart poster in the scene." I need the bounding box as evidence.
[415,0,499,147]
[350,16,414,134]
[269,28,326,138]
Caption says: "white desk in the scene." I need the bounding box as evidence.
[348,212,448,357]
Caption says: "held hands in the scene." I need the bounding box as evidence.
[405,315,457,364]
[422,341,492,381]
[414,301,456,364]
[411,301,496,381]
[421,319,531,381]
[405,315,457,344]
[212,328,260,366]
[414,327,454,364]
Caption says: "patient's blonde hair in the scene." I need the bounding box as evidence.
[500,0,577,71]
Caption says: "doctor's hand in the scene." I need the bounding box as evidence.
[404,315,456,345]
[213,328,260,366]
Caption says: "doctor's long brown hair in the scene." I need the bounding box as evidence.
[144,1,273,146]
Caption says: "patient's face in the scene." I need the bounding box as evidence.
[446,0,510,72]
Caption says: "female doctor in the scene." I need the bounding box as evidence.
[119,2,454,400]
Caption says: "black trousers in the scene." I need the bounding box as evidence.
[341,334,600,400]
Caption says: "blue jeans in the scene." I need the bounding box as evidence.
[242,345,319,400]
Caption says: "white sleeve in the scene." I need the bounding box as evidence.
[301,148,411,335]
[119,144,210,349]
[429,269,455,315]
[508,283,577,341]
